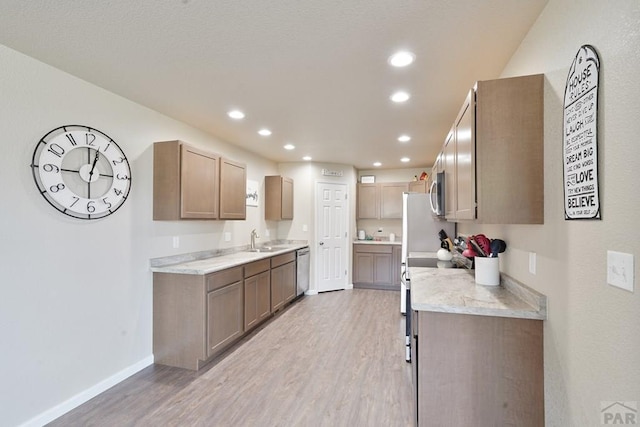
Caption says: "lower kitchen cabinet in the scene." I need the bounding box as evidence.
[353,244,401,290]
[153,250,300,370]
[244,259,271,331]
[413,311,544,426]
[270,251,296,312]
[205,267,244,359]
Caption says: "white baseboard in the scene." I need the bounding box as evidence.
[19,355,154,427]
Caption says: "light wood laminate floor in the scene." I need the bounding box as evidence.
[49,289,414,426]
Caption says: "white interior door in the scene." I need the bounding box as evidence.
[315,182,348,293]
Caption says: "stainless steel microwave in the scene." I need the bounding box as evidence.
[429,171,445,217]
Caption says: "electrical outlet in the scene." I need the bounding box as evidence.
[378,227,383,233]
[303,224,308,232]
[529,252,536,275]
[224,232,231,242]
[172,236,180,249]
[265,229,270,237]
[607,251,634,292]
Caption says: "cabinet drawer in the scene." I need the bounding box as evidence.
[354,244,393,254]
[244,259,270,278]
[206,266,243,292]
[271,251,295,268]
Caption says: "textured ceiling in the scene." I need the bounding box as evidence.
[0,0,547,170]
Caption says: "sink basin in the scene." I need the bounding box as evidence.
[246,246,276,253]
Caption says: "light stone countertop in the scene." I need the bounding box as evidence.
[410,267,546,320]
[353,239,401,246]
[150,243,308,275]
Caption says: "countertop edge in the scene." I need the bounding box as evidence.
[150,242,309,275]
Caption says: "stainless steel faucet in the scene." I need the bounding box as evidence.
[250,229,259,250]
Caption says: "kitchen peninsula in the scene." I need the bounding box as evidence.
[410,266,546,426]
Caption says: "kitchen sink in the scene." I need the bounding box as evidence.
[246,247,275,253]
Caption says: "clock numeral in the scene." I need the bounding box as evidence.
[103,143,111,153]
[70,196,79,207]
[42,163,60,173]
[85,133,96,146]
[65,133,78,146]
[50,183,65,193]
[113,188,123,196]
[112,157,125,166]
[116,173,130,180]
[102,197,112,209]
[87,201,96,213]
[47,143,65,158]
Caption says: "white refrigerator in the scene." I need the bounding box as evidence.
[400,192,455,313]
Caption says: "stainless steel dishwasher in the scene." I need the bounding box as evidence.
[296,247,310,297]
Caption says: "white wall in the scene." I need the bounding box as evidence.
[458,1,640,425]
[0,44,280,426]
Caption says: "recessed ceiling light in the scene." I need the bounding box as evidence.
[398,135,411,142]
[258,128,272,136]
[388,51,415,67]
[303,156,312,161]
[227,110,245,119]
[284,144,295,150]
[391,91,410,103]
[401,157,410,163]
[373,162,382,167]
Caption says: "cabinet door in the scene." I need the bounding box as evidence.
[207,281,243,358]
[282,261,297,303]
[181,144,219,219]
[219,157,246,220]
[408,180,427,193]
[443,129,457,220]
[392,245,402,287]
[270,264,286,312]
[353,252,374,283]
[281,177,294,220]
[244,271,271,331]
[380,183,408,219]
[356,183,379,219]
[265,176,294,220]
[373,253,392,284]
[454,90,476,220]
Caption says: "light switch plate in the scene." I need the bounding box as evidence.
[302,224,308,232]
[224,232,231,242]
[265,229,270,237]
[172,236,179,248]
[607,251,634,292]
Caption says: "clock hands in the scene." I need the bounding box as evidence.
[87,149,100,199]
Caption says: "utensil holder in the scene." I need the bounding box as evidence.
[474,256,500,286]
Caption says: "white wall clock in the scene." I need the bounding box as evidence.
[30,125,132,220]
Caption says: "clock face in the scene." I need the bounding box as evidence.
[31,125,132,220]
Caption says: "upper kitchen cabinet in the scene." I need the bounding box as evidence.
[265,176,293,221]
[219,157,247,220]
[154,140,219,220]
[408,180,428,193]
[153,141,246,221]
[357,182,409,220]
[445,74,544,224]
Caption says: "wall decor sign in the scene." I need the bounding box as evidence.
[246,179,259,207]
[563,45,600,220]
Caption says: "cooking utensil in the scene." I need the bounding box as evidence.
[475,234,491,256]
[489,239,507,257]
[468,236,487,257]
